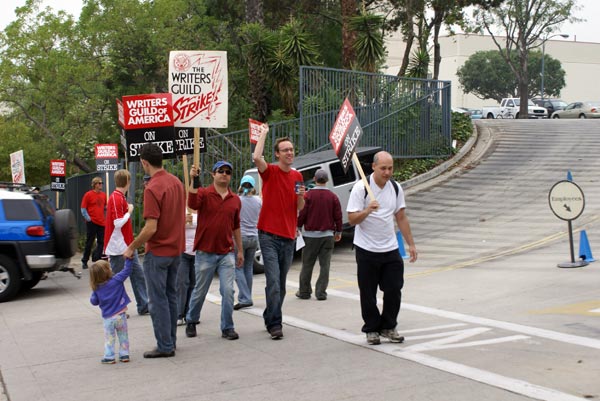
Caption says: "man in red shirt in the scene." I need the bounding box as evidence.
[124,144,185,358]
[80,176,106,269]
[104,169,149,315]
[185,161,244,340]
[296,169,342,301]
[253,124,305,340]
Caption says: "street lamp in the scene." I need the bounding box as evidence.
[540,33,569,102]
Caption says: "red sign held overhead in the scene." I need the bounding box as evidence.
[50,160,66,176]
[95,144,119,172]
[249,119,265,144]
[95,144,118,159]
[121,93,174,130]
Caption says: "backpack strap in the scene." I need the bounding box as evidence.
[364,175,399,199]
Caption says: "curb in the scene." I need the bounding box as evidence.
[401,125,480,191]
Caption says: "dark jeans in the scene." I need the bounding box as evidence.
[82,221,105,264]
[298,236,334,298]
[259,231,295,330]
[355,246,404,333]
[110,252,149,314]
[143,252,180,353]
[177,253,196,319]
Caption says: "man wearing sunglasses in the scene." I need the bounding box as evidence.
[253,124,305,340]
[80,176,106,269]
[185,161,244,341]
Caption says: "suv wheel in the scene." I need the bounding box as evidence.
[54,209,78,258]
[0,255,21,303]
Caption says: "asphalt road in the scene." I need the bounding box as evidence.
[1,120,600,401]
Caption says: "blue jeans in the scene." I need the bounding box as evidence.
[177,253,196,319]
[186,251,236,332]
[110,252,149,314]
[259,232,295,330]
[143,252,180,352]
[235,235,258,304]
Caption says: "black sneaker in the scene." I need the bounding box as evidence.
[186,322,197,338]
[221,329,239,340]
[143,348,175,358]
[295,291,310,300]
[233,302,253,310]
[269,326,283,340]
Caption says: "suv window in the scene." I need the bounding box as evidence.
[3,199,40,221]
[330,161,356,186]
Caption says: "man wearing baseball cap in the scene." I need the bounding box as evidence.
[296,169,342,301]
[185,160,244,341]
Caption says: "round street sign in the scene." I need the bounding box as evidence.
[548,180,585,221]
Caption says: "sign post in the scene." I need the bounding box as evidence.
[548,180,588,268]
[329,98,374,201]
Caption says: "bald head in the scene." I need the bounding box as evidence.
[372,151,394,187]
[373,151,393,165]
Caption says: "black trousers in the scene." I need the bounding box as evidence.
[355,245,404,333]
[82,221,105,263]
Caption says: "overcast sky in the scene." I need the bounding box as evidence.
[2,0,598,43]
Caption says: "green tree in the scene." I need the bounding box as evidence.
[473,0,579,118]
[0,0,110,173]
[457,50,565,102]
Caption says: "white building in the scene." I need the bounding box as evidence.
[384,33,600,109]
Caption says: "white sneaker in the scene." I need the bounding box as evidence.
[177,318,186,326]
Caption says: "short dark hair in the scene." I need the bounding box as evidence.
[274,137,293,153]
[140,144,163,168]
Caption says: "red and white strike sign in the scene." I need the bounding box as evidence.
[329,98,363,174]
[95,144,119,171]
[50,159,66,192]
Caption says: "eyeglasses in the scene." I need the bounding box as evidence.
[96,182,103,185]
[278,147,294,153]
[216,169,232,175]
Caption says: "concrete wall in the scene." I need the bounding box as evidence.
[384,33,600,109]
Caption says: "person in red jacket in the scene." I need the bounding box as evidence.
[81,176,106,269]
[296,169,342,301]
[104,169,149,315]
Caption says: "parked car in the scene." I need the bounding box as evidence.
[0,182,78,302]
[451,107,470,115]
[243,146,381,273]
[551,101,600,119]
[466,108,483,119]
[482,98,548,119]
[532,98,568,116]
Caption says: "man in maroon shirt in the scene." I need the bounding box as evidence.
[185,161,243,340]
[80,176,106,269]
[296,169,342,301]
[124,144,185,358]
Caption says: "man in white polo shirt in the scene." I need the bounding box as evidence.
[346,151,417,345]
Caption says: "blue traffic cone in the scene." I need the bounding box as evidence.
[396,231,408,259]
[579,230,595,262]
[567,170,573,181]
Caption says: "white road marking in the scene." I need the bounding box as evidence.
[590,308,600,313]
[205,293,586,401]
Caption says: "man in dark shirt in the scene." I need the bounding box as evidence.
[185,161,244,341]
[296,169,342,301]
